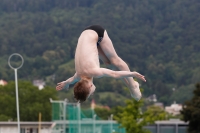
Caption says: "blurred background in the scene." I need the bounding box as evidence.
[0,0,200,133]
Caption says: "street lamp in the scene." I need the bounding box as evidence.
[8,53,24,133]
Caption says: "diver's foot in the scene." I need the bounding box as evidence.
[129,81,142,101]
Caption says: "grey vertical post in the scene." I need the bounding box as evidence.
[77,103,81,133]
[14,69,20,133]
[110,114,113,133]
[8,53,24,133]
[157,124,160,133]
[93,114,96,133]
[63,99,68,133]
[176,124,178,133]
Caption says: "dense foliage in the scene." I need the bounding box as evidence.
[114,99,167,133]
[0,0,200,105]
[181,83,200,133]
[0,81,58,121]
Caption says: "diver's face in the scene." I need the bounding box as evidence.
[87,83,96,98]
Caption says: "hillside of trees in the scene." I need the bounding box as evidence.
[0,81,58,121]
[0,0,200,106]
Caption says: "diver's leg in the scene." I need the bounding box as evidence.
[98,46,130,86]
[99,30,142,101]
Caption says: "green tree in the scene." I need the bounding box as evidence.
[0,81,58,121]
[114,99,167,133]
[94,107,112,120]
[142,105,168,124]
[181,83,200,133]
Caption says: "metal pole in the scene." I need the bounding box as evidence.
[38,112,42,133]
[176,124,178,133]
[8,53,24,133]
[77,102,81,133]
[63,99,67,133]
[157,124,160,133]
[77,103,81,133]
[93,114,96,133]
[110,114,113,133]
[14,69,20,133]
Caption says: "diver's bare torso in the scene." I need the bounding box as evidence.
[75,30,100,78]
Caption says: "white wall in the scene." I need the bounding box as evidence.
[41,128,52,133]
[0,127,18,133]
[0,127,52,133]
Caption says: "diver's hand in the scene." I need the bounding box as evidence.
[56,81,69,91]
[132,71,146,82]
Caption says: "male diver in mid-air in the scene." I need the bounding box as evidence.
[56,25,146,102]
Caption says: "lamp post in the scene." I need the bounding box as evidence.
[8,53,24,133]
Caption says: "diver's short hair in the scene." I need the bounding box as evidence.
[74,79,90,103]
